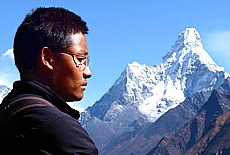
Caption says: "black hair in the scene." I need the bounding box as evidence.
[13,7,89,73]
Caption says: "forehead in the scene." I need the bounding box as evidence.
[66,33,88,54]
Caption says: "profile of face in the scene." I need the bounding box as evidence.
[50,32,92,102]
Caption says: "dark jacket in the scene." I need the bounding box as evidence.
[0,81,98,155]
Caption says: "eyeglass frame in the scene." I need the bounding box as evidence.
[60,52,90,70]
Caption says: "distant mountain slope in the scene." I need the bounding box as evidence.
[148,78,230,155]
[80,28,230,152]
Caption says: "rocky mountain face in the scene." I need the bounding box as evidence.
[101,90,212,155]
[80,28,230,153]
[148,78,230,155]
[185,111,230,155]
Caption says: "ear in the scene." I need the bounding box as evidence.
[39,47,54,70]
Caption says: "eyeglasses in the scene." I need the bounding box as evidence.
[60,52,90,70]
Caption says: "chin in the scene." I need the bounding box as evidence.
[66,94,84,102]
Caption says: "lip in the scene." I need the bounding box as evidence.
[81,82,88,90]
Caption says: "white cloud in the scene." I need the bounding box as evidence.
[0,48,19,88]
[1,48,14,60]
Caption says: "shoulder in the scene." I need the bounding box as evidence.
[3,105,98,154]
[23,106,98,154]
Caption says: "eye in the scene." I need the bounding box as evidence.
[76,57,86,64]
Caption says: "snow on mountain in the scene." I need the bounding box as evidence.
[0,84,10,103]
[81,28,229,128]
[163,28,218,70]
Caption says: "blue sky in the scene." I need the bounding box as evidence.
[1,1,230,111]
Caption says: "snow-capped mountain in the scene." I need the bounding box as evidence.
[0,84,10,103]
[80,28,229,151]
[81,28,229,125]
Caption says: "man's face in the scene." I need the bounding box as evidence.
[51,32,92,101]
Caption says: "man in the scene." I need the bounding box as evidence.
[0,7,98,154]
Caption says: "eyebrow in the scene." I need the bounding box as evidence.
[64,47,88,55]
[78,49,88,55]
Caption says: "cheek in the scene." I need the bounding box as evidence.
[59,67,83,85]
[52,57,83,86]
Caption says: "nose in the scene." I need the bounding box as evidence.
[83,66,92,78]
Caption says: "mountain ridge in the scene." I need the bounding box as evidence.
[148,78,230,155]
